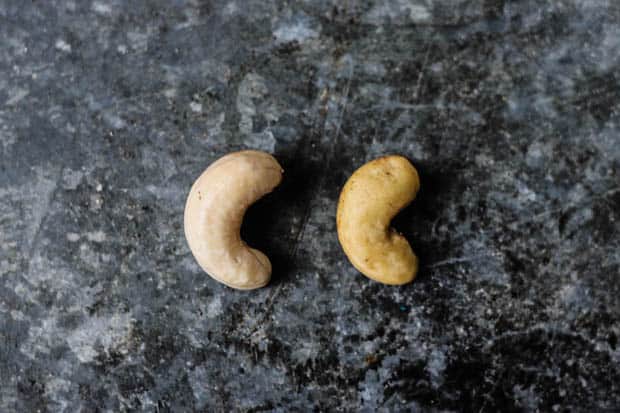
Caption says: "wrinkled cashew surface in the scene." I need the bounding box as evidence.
[337,155,420,285]
[184,150,283,290]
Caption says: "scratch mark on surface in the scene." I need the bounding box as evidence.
[427,254,492,268]
[508,186,619,227]
[5,89,29,106]
[332,69,353,144]
[373,102,388,142]
[413,44,432,102]
[287,64,353,265]
[25,167,64,277]
[247,65,354,338]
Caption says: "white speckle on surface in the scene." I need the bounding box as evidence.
[223,1,239,16]
[517,181,537,203]
[163,88,177,98]
[460,237,510,286]
[20,317,58,358]
[406,140,429,160]
[66,233,80,242]
[190,101,203,113]
[427,348,447,387]
[141,146,178,182]
[526,141,546,167]
[127,30,150,53]
[64,1,76,12]
[406,3,431,21]
[103,111,126,129]
[54,39,72,52]
[365,0,431,25]
[236,72,268,135]
[79,243,99,266]
[206,296,222,318]
[45,378,71,412]
[598,23,620,71]
[513,384,541,411]
[0,126,17,149]
[10,310,26,321]
[61,168,84,190]
[0,259,18,276]
[117,44,128,54]
[475,153,495,167]
[245,130,276,152]
[66,313,133,363]
[291,340,320,363]
[567,184,587,204]
[188,366,209,410]
[86,230,106,243]
[5,88,29,106]
[96,183,103,192]
[556,283,589,312]
[90,193,103,211]
[430,61,444,72]
[358,369,383,409]
[362,61,387,77]
[274,19,319,43]
[92,2,112,15]
[206,112,226,138]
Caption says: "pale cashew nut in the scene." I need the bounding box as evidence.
[336,155,420,285]
[184,150,283,290]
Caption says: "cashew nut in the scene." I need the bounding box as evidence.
[336,155,420,285]
[184,150,283,290]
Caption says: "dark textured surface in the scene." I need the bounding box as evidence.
[1,0,620,411]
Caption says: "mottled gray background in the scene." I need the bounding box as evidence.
[1,0,619,411]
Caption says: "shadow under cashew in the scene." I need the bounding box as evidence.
[242,154,459,287]
[391,160,458,283]
[241,143,325,287]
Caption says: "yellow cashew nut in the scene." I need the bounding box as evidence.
[184,150,283,290]
[337,155,420,285]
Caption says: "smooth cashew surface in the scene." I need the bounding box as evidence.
[337,155,420,285]
[184,150,283,290]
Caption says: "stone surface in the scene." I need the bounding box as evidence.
[1,0,619,411]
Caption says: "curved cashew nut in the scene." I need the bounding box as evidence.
[184,150,283,290]
[337,155,420,285]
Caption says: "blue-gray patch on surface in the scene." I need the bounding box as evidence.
[1,0,619,411]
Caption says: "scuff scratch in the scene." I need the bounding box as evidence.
[427,254,492,268]
[413,43,432,102]
[247,64,354,338]
[26,167,63,261]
